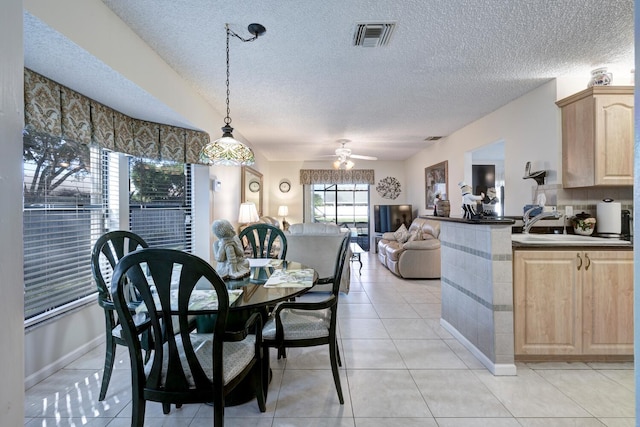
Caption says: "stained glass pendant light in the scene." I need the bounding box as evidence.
[200,23,266,166]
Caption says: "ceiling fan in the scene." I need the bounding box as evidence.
[325,139,377,169]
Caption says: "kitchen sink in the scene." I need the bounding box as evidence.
[511,233,631,246]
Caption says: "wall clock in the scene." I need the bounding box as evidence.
[279,180,291,193]
[249,181,261,192]
[376,176,401,200]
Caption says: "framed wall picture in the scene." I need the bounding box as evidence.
[425,160,448,209]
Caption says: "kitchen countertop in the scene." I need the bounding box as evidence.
[512,233,632,249]
[421,215,515,225]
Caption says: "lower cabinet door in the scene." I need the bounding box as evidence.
[582,250,634,355]
[514,251,582,355]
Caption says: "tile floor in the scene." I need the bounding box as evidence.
[25,252,635,426]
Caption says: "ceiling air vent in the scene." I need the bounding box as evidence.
[424,136,443,141]
[353,22,396,47]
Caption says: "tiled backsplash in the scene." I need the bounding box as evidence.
[533,184,633,216]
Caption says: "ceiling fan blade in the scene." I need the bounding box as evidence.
[350,154,378,160]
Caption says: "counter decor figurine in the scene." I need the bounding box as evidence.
[482,187,499,216]
[459,181,484,219]
[433,193,451,217]
[212,219,250,279]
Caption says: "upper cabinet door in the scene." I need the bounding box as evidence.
[557,86,634,188]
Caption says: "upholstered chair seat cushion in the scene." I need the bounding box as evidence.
[263,308,331,340]
[144,333,256,386]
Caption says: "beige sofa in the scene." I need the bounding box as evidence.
[284,223,351,293]
[377,217,441,279]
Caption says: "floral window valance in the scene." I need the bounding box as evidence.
[23,68,210,164]
[299,169,375,185]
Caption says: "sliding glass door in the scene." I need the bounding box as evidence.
[310,183,370,250]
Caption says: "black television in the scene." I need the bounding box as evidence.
[374,204,413,233]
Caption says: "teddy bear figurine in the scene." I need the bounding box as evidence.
[212,219,250,279]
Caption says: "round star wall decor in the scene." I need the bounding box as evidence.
[376,176,401,199]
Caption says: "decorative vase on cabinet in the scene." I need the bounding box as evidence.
[556,86,634,188]
[587,67,613,87]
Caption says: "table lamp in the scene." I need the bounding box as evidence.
[238,202,260,233]
[278,205,289,231]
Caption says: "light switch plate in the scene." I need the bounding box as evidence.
[565,206,573,217]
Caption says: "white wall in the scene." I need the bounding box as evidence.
[266,159,410,223]
[25,306,104,388]
[1,0,25,423]
[634,0,639,417]
[406,80,563,217]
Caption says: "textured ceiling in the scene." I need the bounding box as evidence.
[24,0,634,161]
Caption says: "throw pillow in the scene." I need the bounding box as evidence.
[393,224,410,243]
[393,223,407,240]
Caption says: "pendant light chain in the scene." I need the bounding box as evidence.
[224,23,260,127]
[199,22,265,166]
[224,25,232,126]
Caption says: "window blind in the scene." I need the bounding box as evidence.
[128,157,193,252]
[23,132,106,320]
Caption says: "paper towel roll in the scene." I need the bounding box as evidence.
[597,200,621,235]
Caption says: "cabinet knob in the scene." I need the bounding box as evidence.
[577,253,583,270]
[585,253,591,271]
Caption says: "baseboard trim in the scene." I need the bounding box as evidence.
[440,318,517,376]
[24,335,104,389]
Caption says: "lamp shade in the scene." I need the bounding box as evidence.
[238,202,259,223]
[200,127,255,166]
[277,205,289,217]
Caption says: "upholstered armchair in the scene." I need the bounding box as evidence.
[377,217,441,279]
[284,223,351,293]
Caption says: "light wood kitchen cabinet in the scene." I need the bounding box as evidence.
[582,250,634,355]
[556,86,634,188]
[514,249,633,358]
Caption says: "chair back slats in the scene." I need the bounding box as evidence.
[239,224,288,259]
[92,231,148,301]
[112,248,230,395]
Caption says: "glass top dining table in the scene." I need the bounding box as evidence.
[222,260,319,312]
[136,260,319,317]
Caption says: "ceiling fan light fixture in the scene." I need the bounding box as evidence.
[200,23,265,167]
[333,158,355,170]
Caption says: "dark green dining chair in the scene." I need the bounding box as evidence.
[111,248,266,427]
[91,230,149,401]
[239,223,287,259]
[262,233,350,404]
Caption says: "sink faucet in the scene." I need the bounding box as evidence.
[523,206,562,234]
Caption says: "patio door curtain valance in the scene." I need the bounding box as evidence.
[24,68,210,164]
[299,169,375,185]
